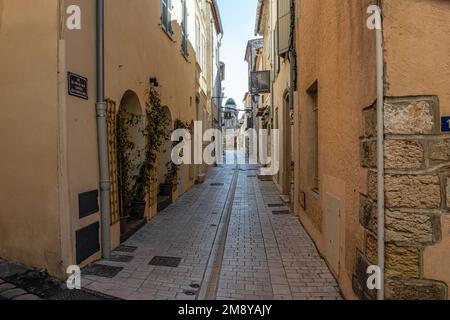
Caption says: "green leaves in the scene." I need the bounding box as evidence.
[136,87,172,201]
[117,87,173,205]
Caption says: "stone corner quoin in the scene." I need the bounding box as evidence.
[357,95,450,300]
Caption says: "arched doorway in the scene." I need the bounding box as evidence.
[156,106,173,212]
[117,90,146,241]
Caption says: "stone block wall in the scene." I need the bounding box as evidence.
[354,96,449,300]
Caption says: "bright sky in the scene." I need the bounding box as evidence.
[217,0,259,110]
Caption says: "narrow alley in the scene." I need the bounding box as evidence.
[1,0,450,306]
[81,152,342,300]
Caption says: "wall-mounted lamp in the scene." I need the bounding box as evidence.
[149,77,159,87]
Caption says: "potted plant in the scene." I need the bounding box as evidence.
[120,208,131,234]
[159,182,173,197]
[160,160,178,196]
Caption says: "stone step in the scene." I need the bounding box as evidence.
[280,195,291,205]
[258,175,273,181]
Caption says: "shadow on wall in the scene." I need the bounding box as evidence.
[0,0,4,31]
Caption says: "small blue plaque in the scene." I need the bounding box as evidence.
[442,116,450,132]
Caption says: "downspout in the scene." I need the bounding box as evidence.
[287,0,297,195]
[289,0,296,110]
[375,1,385,301]
[96,0,111,259]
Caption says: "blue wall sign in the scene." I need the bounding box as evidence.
[442,116,450,132]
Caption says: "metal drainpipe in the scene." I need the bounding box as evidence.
[288,0,296,195]
[289,0,296,109]
[375,1,385,301]
[96,0,111,259]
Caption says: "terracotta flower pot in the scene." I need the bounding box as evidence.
[131,201,146,219]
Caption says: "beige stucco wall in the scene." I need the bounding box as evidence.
[383,0,450,116]
[0,0,63,276]
[0,0,213,276]
[62,0,100,268]
[258,0,292,195]
[272,60,291,194]
[295,0,377,299]
[0,0,101,275]
[104,0,198,240]
[295,0,450,299]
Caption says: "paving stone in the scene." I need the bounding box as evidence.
[1,288,26,299]
[79,153,342,301]
[13,294,41,301]
[0,262,28,278]
[0,283,16,293]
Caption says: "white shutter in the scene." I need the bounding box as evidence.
[168,0,173,34]
[274,23,280,74]
[161,0,168,30]
[277,0,290,56]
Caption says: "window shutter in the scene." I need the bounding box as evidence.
[277,0,290,56]
[196,18,201,63]
[274,23,280,74]
[161,0,168,30]
[181,0,188,54]
[167,0,173,34]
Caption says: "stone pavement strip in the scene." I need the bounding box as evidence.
[83,161,343,300]
[0,281,41,301]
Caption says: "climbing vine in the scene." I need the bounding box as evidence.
[164,119,192,185]
[117,110,144,209]
[131,87,172,202]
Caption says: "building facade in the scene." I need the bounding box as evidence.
[244,38,264,132]
[255,0,296,204]
[294,0,450,300]
[250,0,450,299]
[0,0,223,277]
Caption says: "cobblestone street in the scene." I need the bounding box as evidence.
[81,152,342,300]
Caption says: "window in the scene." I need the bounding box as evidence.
[161,0,172,35]
[181,0,188,56]
[307,82,319,192]
[202,35,206,72]
[195,17,201,64]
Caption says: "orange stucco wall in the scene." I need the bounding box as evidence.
[0,0,63,276]
[295,0,377,299]
[295,0,450,299]
[383,0,450,116]
[104,0,198,245]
